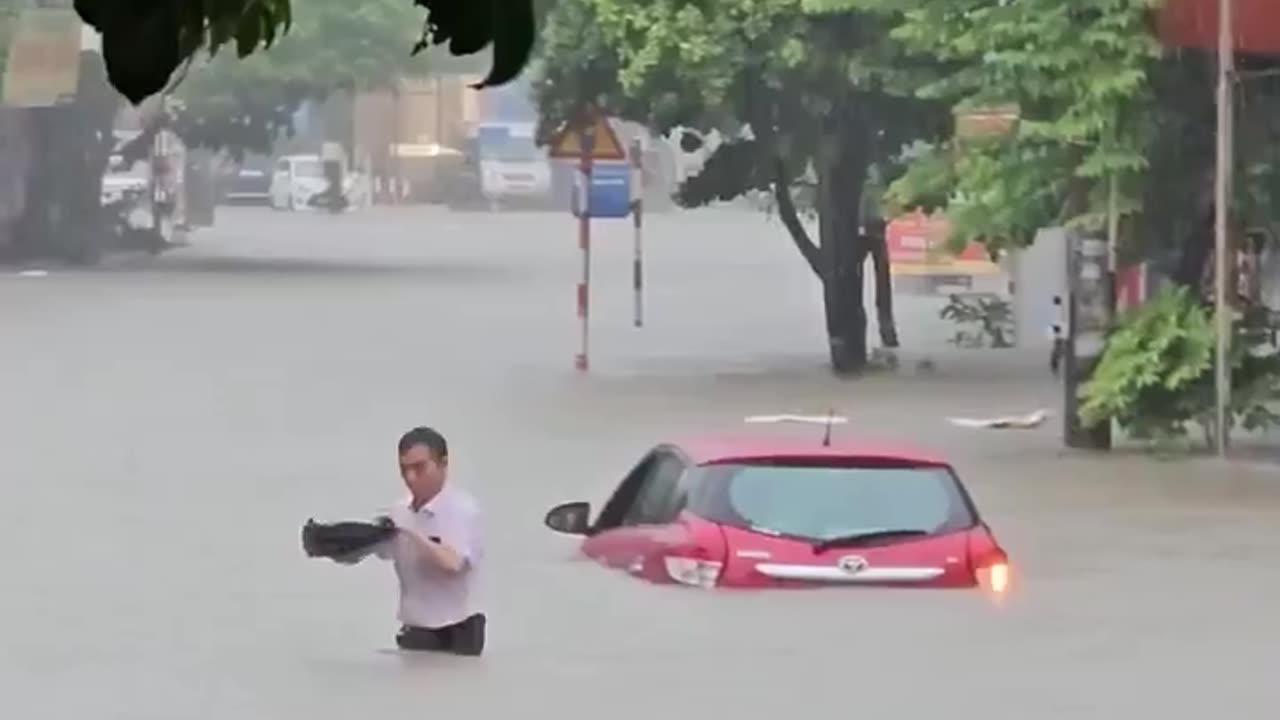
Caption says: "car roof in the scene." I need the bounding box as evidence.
[672,431,949,467]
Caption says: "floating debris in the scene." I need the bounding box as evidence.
[948,409,1049,430]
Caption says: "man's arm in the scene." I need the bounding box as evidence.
[402,532,468,574]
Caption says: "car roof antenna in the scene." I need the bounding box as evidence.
[822,408,835,447]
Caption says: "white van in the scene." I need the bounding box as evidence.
[475,122,551,207]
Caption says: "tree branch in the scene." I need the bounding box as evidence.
[773,157,825,279]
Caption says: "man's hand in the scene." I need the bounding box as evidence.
[387,504,417,531]
[415,534,468,574]
[388,507,468,574]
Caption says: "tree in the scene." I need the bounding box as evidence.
[535,0,948,373]
[879,0,1280,292]
[163,0,433,157]
[73,0,536,105]
[880,0,1163,258]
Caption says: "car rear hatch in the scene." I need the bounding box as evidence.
[690,457,981,588]
[719,525,973,588]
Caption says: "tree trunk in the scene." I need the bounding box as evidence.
[817,125,874,375]
[765,100,896,375]
[772,158,823,277]
[866,218,899,348]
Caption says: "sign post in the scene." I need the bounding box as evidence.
[548,107,628,372]
[576,125,594,372]
[630,138,644,328]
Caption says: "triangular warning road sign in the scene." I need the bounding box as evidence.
[549,111,627,161]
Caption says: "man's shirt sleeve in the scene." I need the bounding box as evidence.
[438,501,482,570]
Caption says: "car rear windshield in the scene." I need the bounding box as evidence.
[690,460,977,543]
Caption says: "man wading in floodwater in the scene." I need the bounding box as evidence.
[352,427,486,655]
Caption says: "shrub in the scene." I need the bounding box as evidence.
[939,293,1014,349]
[1079,286,1280,447]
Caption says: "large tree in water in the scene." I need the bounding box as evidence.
[535,0,946,373]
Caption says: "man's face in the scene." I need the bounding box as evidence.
[399,443,446,502]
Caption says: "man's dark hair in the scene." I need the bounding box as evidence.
[398,426,448,461]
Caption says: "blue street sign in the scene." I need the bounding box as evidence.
[570,161,632,219]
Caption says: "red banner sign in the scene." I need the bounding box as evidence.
[1159,0,1280,55]
[886,212,998,275]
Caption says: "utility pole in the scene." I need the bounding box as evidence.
[1213,0,1234,457]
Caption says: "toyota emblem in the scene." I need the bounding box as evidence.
[837,555,869,574]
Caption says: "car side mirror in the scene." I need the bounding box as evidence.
[544,501,592,535]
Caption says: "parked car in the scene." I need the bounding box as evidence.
[269,155,328,211]
[220,157,272,205]
[270,154,366,211]
[543,415,1011,593]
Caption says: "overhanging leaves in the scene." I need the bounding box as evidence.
[73,0,536,104]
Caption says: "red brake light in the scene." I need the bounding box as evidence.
[968,526,1010,595]
[974,548,1010,595]
[981,559,1010,594]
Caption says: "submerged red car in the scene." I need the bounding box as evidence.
[543,417,1010,593]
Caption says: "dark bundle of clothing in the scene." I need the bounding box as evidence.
[302,517,398,560]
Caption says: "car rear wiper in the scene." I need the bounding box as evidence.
[811,529,930,554]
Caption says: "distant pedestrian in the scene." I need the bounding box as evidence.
[1049,296,1066,376]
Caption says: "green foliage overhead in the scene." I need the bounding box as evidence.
[535,0,947,206]
[169,0,429,155]
[535,0,948,372]
[878,0,1163,254]
[75,0,295,104]
[73,0,536,104]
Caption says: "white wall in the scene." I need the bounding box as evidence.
[1011,227,1070,350]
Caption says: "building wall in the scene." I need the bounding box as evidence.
[0,107,31,253]
[353,75,480,175]
[1011,228,1071,350]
